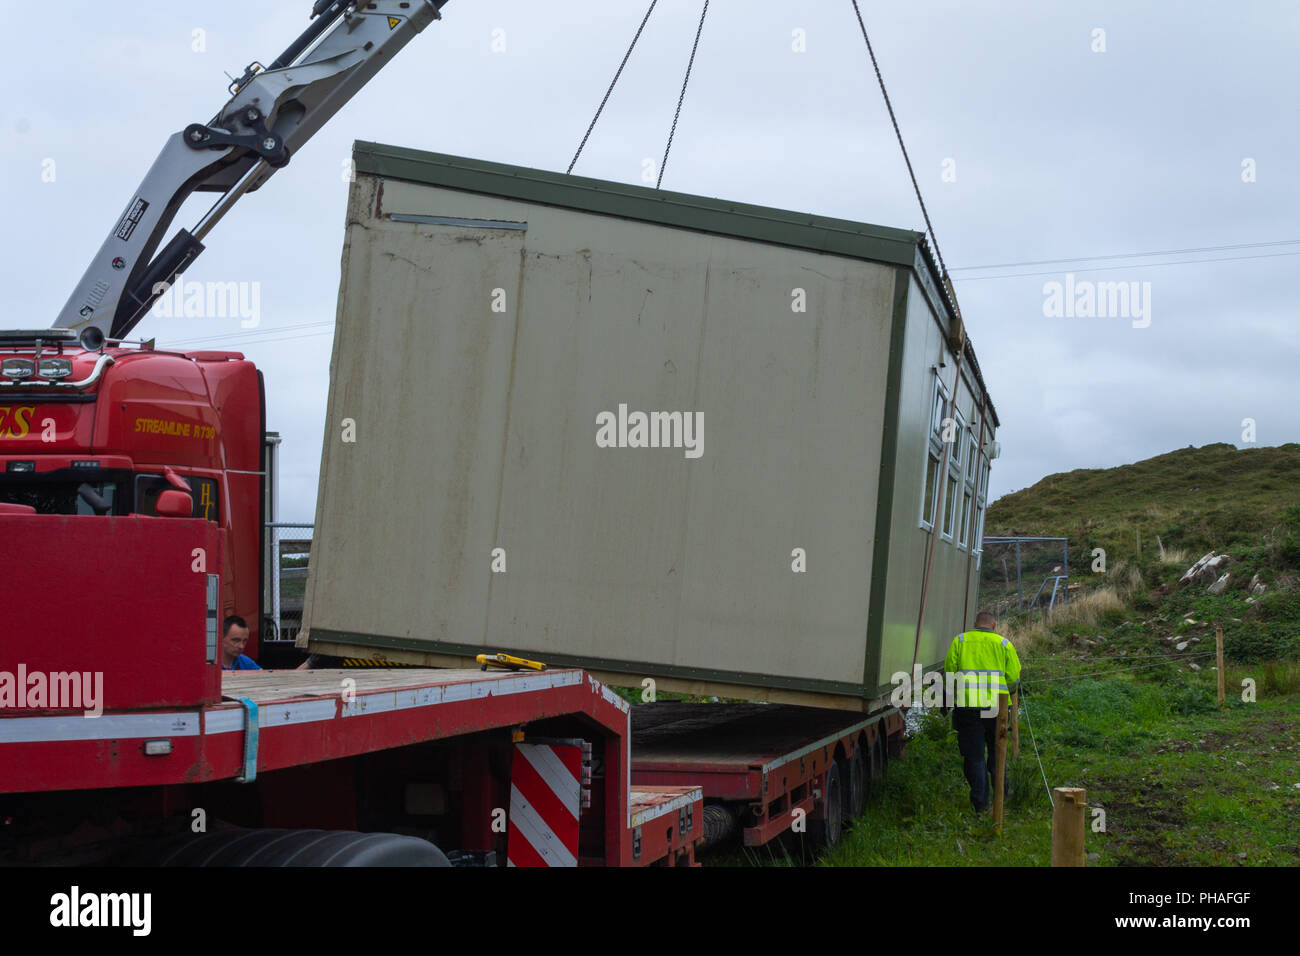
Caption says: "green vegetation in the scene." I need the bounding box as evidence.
[988,442,1300,569]
[757,443,1300,866]
[813,669,1300,866]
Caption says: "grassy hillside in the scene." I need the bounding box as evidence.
[984,442,1300,663]
[988,442,1300,561]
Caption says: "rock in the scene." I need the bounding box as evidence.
[1207,572,1231,595]
[1245,596,1256,605]
[1087,852,1101,863]
[1179,552,1216,585]
[1237,852,1248,860]
[1175,641,1189,651]
[1188,663,1201,670]
[1249,573,1261,590]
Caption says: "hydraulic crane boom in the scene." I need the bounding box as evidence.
[53,0,450,349]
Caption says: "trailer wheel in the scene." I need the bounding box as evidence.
[846,750,868,819]
[813,762,844,850]
[869,732,885,794]
[137,828,452,867]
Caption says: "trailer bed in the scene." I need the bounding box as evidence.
[630,702,903,846]
[0,667,631,795]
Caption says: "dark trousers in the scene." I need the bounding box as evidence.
[952,707,1009,810]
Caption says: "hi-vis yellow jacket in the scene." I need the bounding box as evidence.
[943,629,1022,710]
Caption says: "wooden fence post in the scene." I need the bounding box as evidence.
[1051,787,1087,866]
[992,694,1008,833]
[1216,627,1225,708]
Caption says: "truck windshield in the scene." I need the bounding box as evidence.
[0,478,120,516]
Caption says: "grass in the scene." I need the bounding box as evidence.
[810,668,1300,867]
[1003,582,1126,653]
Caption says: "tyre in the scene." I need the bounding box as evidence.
[133,827,452,867]
[846,750,868,819]
[812,762,844,850]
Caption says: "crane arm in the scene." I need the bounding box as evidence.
[53,0,450,348]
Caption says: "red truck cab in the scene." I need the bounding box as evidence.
[0,330,265,660]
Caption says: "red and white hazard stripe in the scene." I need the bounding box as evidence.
[507,742,582,867]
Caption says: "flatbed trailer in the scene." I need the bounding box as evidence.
[0,663,702,867]
[632,702,905,849]
[1,665,903,866]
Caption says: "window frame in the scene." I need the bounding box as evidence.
[919,375,952,531]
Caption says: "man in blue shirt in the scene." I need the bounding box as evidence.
[221,615,262,671]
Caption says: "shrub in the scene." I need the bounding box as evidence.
[1172,682,1217,716]
[1258,661,1300,697]
[918,711,950,741]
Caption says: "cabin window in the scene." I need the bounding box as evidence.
[972,453,990,552]
[0,476,122,516]
[135,474,220,521]
[942,473,958,538]
[922,376,952,530]
[930,378,949,439]
[921,451,940,528]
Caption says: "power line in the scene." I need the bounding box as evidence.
[160,320,334,348]
[199,329,334,348]
[949,237,1300,272]
[951,248,1300,281]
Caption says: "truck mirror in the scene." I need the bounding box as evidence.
[155,489,193,517]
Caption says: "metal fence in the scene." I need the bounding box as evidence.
[264,522,313,644]
[980,535,1071,614]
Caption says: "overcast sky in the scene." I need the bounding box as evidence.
[5,1,1296,522]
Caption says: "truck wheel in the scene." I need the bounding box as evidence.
[813,762,843,850]
[141,828,452,867]
[846,750,868,819]
[870,733,885,792]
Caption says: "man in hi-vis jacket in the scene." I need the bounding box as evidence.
[943,609,1021,812]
